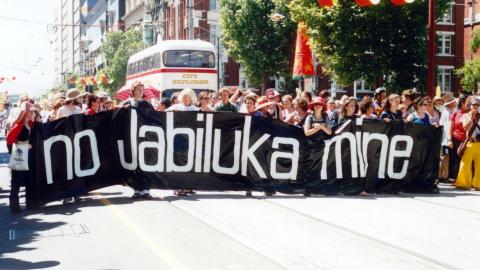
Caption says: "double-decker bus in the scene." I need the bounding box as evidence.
[126,40,217,98]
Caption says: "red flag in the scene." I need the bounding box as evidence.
[390,0,414,5]
[355,0,380,6]
[293,22,315,77]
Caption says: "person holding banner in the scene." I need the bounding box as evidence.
[380,94,402,122]
[449,95,468,181]
[339,97,358,122]
[406,97,435,126]
[122,81,154,200]
[6,101,37,213]
[304,97,332,138]
[455,98,480,190]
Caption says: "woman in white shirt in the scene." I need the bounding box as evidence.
[56,89,82,119]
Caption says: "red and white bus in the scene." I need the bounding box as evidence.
[126,40,217,98]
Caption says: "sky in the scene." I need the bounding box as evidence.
[0,0,57,97]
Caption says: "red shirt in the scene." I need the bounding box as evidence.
[6,121,34,145]
[450,110,467,141]
[85,108,96,115]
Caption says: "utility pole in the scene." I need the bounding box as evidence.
[188,0,194,39]
[427,0,436,97]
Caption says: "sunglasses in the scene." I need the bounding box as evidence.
[202,97,210,101]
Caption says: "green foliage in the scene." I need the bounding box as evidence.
[220,0,296,90]
[469,29,480,53]
[455,59,480,93]
[289,0,449,93]
[101,29,144,95]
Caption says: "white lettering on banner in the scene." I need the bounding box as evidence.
[241,116,270,178]
[388,135,413,179]
[166,112,195,172]
[212,129,242,174]
[44,135,73,184]
[138,125,166,172]
[118,109,138,170]
[270,138,299,180]
[320,132,413,180]
[44,131,100,184]
[362,132,389,178]
[73,130,100,177]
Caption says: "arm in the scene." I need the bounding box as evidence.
[6,123,25,145]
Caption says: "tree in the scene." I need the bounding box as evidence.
[101,29,144,95]
[289,0,449,92]
[455,59,480,93]
[220,0,296,91]
[470,29,480,54]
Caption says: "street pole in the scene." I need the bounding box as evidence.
[188,0,194,40]
[217,35,220,90]
[427,0,436,98]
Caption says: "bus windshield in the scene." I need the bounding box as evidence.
[162,89,215,99]
[163,50,215,68]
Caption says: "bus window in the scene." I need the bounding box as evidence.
[153,53,161,68]
[163,50,215,68]
[147,56,154,70]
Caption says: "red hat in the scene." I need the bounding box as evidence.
[308,97,326,111]
[255,98,276,111]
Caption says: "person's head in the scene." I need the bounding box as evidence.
[245,96,257,113]
[308,97,326,113]
[374,87,387,102]
[131,81,144,100]
[104,98,114,110]
[20,101,36,122]
[457,94,468,111]
[433,96,444,108]
[64,88,82,106]
[219,87,230,103]
[295,98,309,114]
[442,94,456,110]
[341,97,358,118]
[198,91,211,107]
[209,92,219,106]
[413,96,429,113]
[273,91,281,103]
[171,93,179,104]
[423,96,433,111]
[282,95,293,109]
[86,94,99,110]
[301,91,312,103]
[468,97,480,113]
[318,89,330,100]
[359,99,374,115]
[178,88,197,106]
[327,98,336,111]
[401,89,415,106]
[398,104,408,116]
[158,98,172,111]
[383,94,400,113]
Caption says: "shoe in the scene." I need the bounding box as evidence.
[174,190,187,196]
[74,196,83,203]
[304,192,311,197]
[245,191,253,197]
[431,188,440,194]
[142,193,153,200]
[358,191,371,196]
[184,189,196,194]
[264,191,276,197]
[131,193,142,200]
[62,197,74,204]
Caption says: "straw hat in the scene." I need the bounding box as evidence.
[442,94,456,105]
[131,81,144,93]
[65,88,82,102]
[255,98,276,111]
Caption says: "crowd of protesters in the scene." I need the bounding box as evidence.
[3,81,480,213]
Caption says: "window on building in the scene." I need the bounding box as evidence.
[354,79,371,92]
[210,0,217,10]
[437,67,452,92]
[438,4,453,23]
[437,33,453,55]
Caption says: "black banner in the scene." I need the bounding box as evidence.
[30,108,441,203]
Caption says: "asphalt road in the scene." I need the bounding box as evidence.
[0,141,479,270]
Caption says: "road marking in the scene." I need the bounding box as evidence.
[261,199,460,270]
[95,193,187,270]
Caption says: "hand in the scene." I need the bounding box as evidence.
[312,123,321,129]
[383,118,390,123]
[448,142,453,148]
